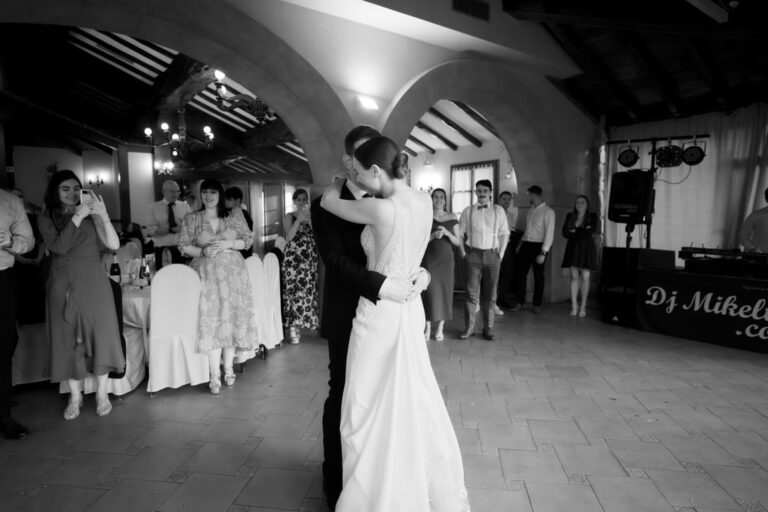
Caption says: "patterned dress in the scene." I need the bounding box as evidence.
[281,215,319,330]
[178,209,258,352]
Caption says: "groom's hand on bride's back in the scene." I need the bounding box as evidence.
[378,276,412,303]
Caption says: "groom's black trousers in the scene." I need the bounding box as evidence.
[322,334,348,507]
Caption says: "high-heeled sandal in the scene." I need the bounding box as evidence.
[435,332,444,342]
[570,305,578,316]
[63,399,82,420]
[223,369,236,387]
[578,307,587,318]
[289,326,300,344]
[96,395,112,417]
[209,373,222,395]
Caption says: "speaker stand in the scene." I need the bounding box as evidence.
[624,223,635,293]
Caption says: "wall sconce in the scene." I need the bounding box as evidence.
[88,175,105,188]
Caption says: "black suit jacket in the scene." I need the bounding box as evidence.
[311,183,386,341]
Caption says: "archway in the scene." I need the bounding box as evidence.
[0,0,353,184]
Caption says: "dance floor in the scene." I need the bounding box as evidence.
[2,302,768,512]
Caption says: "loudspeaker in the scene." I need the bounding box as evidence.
[608,170,654,224]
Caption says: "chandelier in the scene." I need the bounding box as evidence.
[213,70,277,125]
[143,107,214,159]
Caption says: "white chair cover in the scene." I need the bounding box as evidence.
[233,255,263,363]
[146,264,209,392]
[263,252,284,347]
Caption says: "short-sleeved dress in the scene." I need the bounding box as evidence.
[178,209,258,352]
[421,216,458,322]
[281,215,319,330]
[38,212,125,382]
[561,212,598,270]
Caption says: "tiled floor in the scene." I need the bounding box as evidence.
[3,302,768,512]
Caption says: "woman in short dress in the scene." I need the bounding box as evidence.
[39,170,124,420]
[561,195,597,317]
[421,188,463,341]
[281,188,319,344]
[178,179,257,394]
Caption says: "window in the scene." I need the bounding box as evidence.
[450,160,498,214]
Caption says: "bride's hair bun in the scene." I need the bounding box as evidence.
[353,136,408,180]
[391,153,409,179]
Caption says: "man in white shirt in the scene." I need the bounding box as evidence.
[510,185,555,313]
[497,191,523,310]
[146,179,191,269]
[459,180,509,340]
[739,187,768,252]
[0,188,34,439]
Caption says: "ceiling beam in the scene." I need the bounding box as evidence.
[408,135,436,154]
[152,56,216,111]
[622,32,683,116]
[415,121,458,150]
[452,101,500,138]
[682,36,729,107]
[427,107,482,147]
[501,0,761,39]
[403,146,417,157]
[544,23,639,121]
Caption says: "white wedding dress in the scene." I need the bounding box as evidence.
[336,193,470,512]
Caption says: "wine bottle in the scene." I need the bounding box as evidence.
[138,256,150,287]
[109,253,121,284]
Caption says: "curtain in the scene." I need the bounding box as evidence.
[603,103,768,257]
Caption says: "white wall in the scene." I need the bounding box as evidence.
[13,146,83,209]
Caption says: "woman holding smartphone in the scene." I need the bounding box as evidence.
[38,170,124,420]
[281,188,319,344]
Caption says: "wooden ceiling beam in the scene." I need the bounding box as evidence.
[622,32,683,116]
[403,146,417,157]
[427,108,482,147]
[682,36,729,107]
[408,135,436,154]
[452,101,500,138]
[415,121,458,150]
[502,0,761,39]
[544,23,639,121]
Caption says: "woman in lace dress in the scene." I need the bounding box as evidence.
[321,137,470,512]
[178,179,257,394]
[282,188,319,344]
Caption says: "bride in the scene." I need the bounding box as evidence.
[321,136,470,512]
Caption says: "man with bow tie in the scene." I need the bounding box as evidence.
[147,179,191,269]
[458,179,509,340]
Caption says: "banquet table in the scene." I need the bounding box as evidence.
[13,285,152,396]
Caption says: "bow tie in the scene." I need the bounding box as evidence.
[477,204,489,209]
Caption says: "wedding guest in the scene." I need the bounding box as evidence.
[739,187,768,252]
[496,191,523,310]
[421,188,462,341]
[510,185,555,314]
[562,195,597,317]
[38,170,124,420]
[178,179,257,394]
[147,179,191,269]
[224,186,254,259]
[458,180,509,340]
[0,188,34,438]
[282,188,319,344]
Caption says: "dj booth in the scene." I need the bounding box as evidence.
[601,247,768,353]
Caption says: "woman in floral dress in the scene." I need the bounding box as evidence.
[178,179,257,394]
[282,188,319,344]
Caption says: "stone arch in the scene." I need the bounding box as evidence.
[0,0,353,183]
[382,59,570,203]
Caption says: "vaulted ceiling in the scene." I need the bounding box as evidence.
[0,23,311,181]
[503,0,768,128]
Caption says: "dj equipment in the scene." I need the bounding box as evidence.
[679,247,768,279]
[607,170,654,225]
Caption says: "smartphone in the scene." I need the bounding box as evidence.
[80,189,94,204]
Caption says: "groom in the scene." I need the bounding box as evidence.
[311,125,429,510]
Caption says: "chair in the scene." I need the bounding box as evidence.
[263,252,284,348]
[146,264,209,393]
[246,255,273,353]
